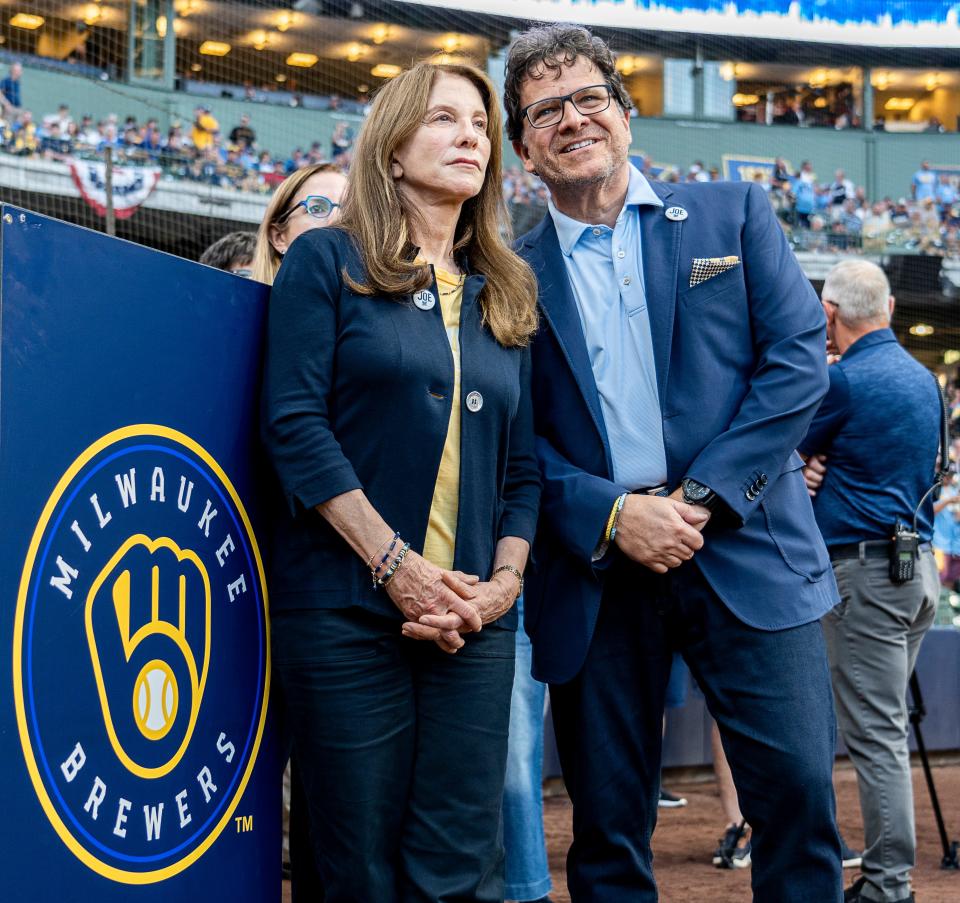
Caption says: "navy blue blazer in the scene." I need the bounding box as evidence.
[517,180,839,683]
[261,227,540,628]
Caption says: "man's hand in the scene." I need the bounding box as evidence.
[613,495,708,574]
[802,454,828,497]
[667,487,713,532]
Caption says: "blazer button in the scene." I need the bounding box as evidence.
[760,474,768,485]
[413,289,436,310]
[745,488,757,501]
[465,391,483,413]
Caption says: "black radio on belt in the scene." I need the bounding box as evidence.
[890,519,919,584]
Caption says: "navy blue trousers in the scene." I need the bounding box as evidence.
[549,560,843,903]
[272,606,516,903]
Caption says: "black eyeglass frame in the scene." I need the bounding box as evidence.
[520,83,614,130]
[276,194,340,226]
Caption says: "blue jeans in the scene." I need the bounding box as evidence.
[273,605,516,903]
[503,595,552,901]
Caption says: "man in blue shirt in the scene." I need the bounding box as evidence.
[0,61,22,111]
[509,23,842,903]
[801,259,941,903]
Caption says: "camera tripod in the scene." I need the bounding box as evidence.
[908,671,960,870]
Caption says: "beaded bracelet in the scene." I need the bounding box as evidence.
[378,542,411,588]
[368,531,400,583]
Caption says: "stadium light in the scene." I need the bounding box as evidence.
[276,11,296,32]
[371,63,402,78]
[251,29,270,50]
[287,52,318,68]
[346,42,367,62]
[371,23,391,44]
[732,93,760,106]
[199,41,231,56]
[884,97,916,111]
[909,324,935,337]
[10,13,45,29]
[82,4,101,26]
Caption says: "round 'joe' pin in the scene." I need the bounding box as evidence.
[413,289,436,310]
[665,206,688,222]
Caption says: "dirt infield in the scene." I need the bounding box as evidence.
[281,761,960,902]
[543,763,960,903]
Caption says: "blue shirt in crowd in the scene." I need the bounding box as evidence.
[933,484,960,555]
[0,75,20,108]
[800,328,941,546]
[548,164,667,489]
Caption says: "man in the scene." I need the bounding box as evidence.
[229,112,256,150]
[911,160,937,202]
[0,61,22,112]
[801,260,941,903]
[199,231,256,277]
[191,105,219,151]
[828,168,855,207]
[506,24,842,902]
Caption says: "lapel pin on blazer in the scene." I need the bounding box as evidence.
[665,206,688,222]
[413,289,436,310]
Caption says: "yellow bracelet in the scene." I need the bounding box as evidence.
[604,494,627,543]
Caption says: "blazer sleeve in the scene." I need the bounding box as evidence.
[536,433,627,565]
[498,345,542,545]
[684,182,830,526]
[261,231,363,515]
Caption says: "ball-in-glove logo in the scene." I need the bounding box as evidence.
[14,426,269,883]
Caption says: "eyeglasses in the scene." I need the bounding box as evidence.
[520,84,613,130]
[277,194,340,226]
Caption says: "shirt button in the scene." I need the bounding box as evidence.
[465,391,483,413]
[617,249,625,258]
[623,276,632,286]
[592,228,601,236]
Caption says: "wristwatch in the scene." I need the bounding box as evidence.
[681,477,718,511]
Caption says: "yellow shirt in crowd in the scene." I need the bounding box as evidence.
[422,267,463,571]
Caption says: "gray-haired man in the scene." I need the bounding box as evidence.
[801,259,942,903]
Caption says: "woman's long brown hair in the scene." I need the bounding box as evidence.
[337,61,538,347]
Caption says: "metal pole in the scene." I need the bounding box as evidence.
[104,146,116,237]
[908,671,960,870]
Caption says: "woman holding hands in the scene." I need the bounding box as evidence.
[262,61,539,902]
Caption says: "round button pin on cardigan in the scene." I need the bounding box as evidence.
[665,206,688,222]
[465,391,483,412]
[413,289,436,310]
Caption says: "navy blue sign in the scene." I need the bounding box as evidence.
[1,207,277,899]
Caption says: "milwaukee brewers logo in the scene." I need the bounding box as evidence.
[13,425,269,883]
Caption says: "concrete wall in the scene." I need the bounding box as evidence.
[20,65,365,157]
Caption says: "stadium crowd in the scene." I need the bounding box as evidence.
[1,91,958,257]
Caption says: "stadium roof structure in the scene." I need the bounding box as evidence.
[345,0,960,59]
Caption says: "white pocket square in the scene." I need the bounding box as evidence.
[690,256,740,288]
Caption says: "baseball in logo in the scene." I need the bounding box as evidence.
[13,425,269,883]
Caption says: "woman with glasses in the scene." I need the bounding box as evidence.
[251,162,347,284]
[261,62,540,902]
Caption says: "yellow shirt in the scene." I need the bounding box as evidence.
[422,267,463,570]
[191,113,219,150]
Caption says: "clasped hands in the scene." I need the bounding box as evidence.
[612,490,711,573]
[387,550,517,654]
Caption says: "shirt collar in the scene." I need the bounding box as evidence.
[548,163,663,257]
[842,326,897,360]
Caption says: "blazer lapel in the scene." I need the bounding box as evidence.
[523,217,612,462]
[640,183,682,406]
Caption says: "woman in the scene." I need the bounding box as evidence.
[261,62,540,902]
[251,161,348,284]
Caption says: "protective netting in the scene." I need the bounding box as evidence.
[0,0,958,375]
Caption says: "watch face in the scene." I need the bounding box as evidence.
[683,479,711,502]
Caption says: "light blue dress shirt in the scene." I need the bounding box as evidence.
[548,164,667,490]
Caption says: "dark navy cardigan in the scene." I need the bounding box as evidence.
[260,226,540,628]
